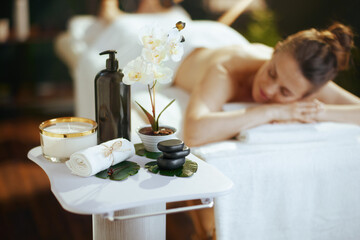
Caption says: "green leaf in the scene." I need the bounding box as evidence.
[135,101,156,130]
[179,160,198,177]
[135,143,146,156]
[145,159,198,178]
[145,161,157,169]
[161,167,183,177]
[95,169,109,179]
[156,99,175,123]
[95,161,140,181]
[110,161,140,181]
[146,151,162,159]
[135,143,162,159]
[145,161,160,173]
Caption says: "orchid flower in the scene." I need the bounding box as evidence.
[141,47,168,65]
[139,26,167,51]
[123,21,186,133]
[122,56,152,85]
[166,28,184,62]
[151,65,173,84]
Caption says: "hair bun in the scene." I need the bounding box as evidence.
[321,23,354,70]
[329,23,353,51]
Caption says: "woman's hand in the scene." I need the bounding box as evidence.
[265,99,324,123]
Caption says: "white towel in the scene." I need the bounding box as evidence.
[237,122,360,144]
[191,122,360,240]
[65,138,135,177]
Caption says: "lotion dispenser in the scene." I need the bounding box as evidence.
[95,50,131,143]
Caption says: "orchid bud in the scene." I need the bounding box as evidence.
[175,21,186,31]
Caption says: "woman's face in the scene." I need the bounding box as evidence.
[252,51,313,103]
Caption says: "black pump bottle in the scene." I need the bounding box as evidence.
[95,50,131,144]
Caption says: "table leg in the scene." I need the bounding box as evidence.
[92,203,166,240]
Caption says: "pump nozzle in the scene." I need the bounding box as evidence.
[100,50,119,71]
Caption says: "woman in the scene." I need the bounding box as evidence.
[174,23,360,146]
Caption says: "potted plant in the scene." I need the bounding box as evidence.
[123,21,186,152]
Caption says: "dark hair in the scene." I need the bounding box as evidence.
[275,23,354,95]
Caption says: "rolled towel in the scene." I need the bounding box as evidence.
[66,138,135,177]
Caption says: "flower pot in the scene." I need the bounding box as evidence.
[137,125,177,152]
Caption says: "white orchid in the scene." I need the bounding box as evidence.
[122,21,186,133]
[122,57,152,85]
[166,28,184,62]
[139,26,167,51]
[151,65,173,84]
[141,47,168,65]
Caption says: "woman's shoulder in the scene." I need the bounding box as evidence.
[229,43,273,60]
[204,44,270,73]
[201,43,272,62]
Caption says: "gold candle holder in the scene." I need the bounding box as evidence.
[39,117,97,163]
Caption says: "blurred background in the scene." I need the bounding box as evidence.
[0,0,359,239]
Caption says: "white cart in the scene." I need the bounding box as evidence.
[28,146,233,240]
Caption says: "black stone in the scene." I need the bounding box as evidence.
[157,139,184,152]
[163,146,190,159]
[157,156,185,170]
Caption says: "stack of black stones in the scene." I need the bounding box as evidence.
[157,139,190,170]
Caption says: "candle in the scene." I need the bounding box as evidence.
[39,117,97,163]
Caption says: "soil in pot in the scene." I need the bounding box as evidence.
[139,126,174,136]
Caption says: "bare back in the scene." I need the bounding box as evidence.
[174,44,273,104]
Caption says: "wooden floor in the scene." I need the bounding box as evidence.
[0,116,205,240]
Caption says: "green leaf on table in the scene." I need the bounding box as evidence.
[179,160,198,177]
[135,143,162,159]
[95,161,140,181]
[145,151,162,159]
[95,168,109,179]
[145,159,198,177]
[145,161,160,174]
[135,143,146,156]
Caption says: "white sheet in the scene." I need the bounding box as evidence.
[192,123,360,240]
[237,122,360,144]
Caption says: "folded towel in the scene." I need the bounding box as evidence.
[237,122,360,144]
[65,138,135,177]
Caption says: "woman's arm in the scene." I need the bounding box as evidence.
[316,104,360,124]
[315,81,360,104]
[312,81,360,124]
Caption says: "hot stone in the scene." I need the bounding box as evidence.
[163,146,190,159]
[157,156,185,170]
[157,139,184,152]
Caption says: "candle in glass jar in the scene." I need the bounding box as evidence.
[39,117,97,163]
